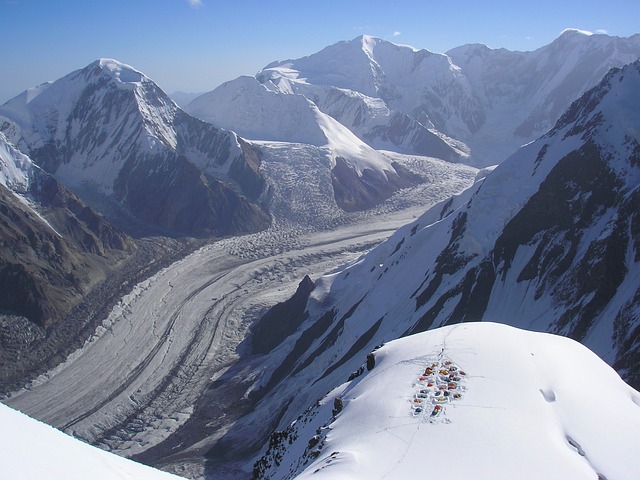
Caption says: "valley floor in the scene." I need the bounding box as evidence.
[2,151,477,479]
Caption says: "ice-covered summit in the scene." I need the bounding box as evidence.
[95,58,144,86]
[560,27,596,37]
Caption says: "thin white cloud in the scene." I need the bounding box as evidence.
[393,31,401,37]
[187,0,203,8]
[595,29,609,35]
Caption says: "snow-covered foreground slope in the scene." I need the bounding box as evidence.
[1,403,184,480]
[254,323,640,480]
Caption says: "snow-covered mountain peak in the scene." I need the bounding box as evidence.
[187,74,327,145]
[94,58,144,87]
[357,33,378,51]
[0,57,178,152]
[560,27,595,38]
[190,72,397,175]
[256,67,303,94]
[354,34,423,59]
[0,59,272,236]
[262,35,441,100]
[0,58,181,183]
[251,31,640,167]
[445,41,514,63]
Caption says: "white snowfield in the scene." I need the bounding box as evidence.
[1,402,184,480]
[273,323,640,480]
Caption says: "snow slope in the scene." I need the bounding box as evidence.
[186,75,328,146]
[0,403,184,480]
[187,75,426,212]
[254,323,640,480]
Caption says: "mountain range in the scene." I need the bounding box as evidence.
[187,29,640,167]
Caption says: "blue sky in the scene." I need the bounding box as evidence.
[1,0,638,103]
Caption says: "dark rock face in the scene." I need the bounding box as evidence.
[365,112,464,162]
[331,157,422,212]
[0,176,133,328]
[113,152,270,237]
[232,138,266,202]
[251,275,316,355]
[412,141,634,338]
[31,171,131,253]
